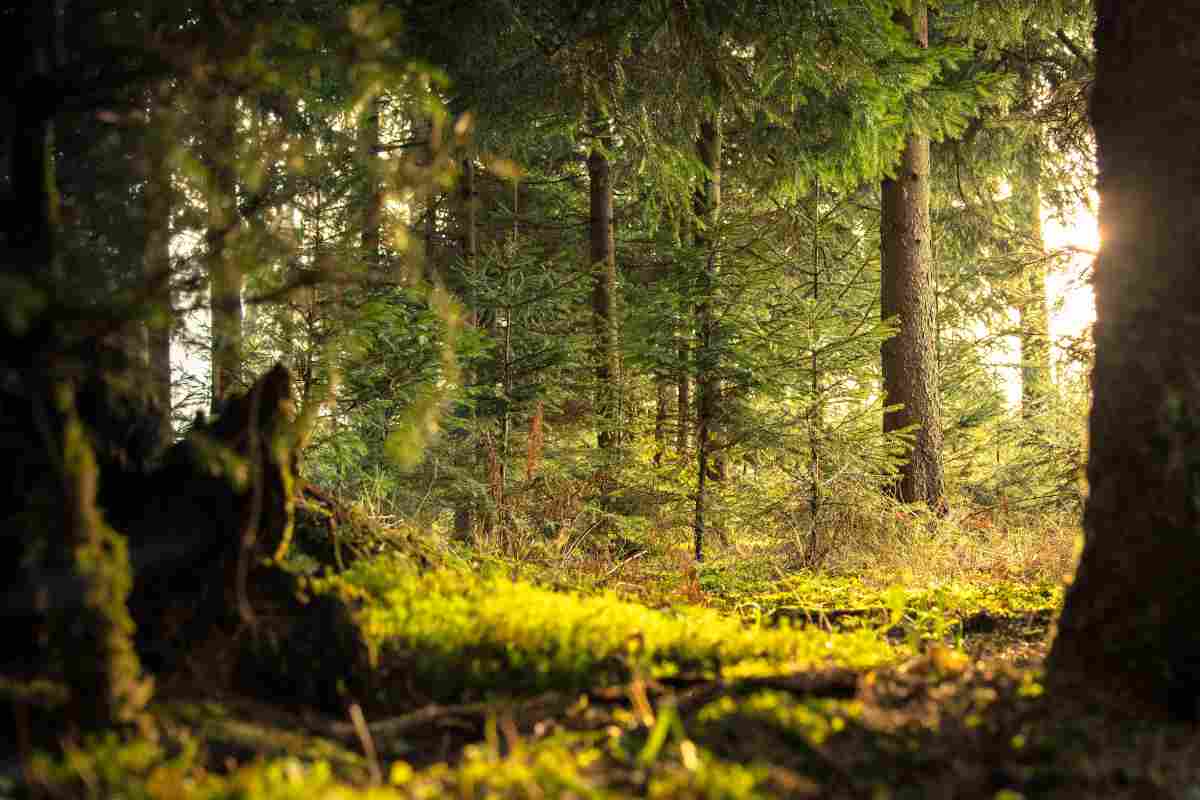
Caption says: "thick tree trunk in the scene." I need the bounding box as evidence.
[693,116,721,562]
[2,1,152,730]
[880,1,944,510]
[1047,3,1200,720]
[1017,161,1051,418]
[589,136,620,452]
[207,91,242,412]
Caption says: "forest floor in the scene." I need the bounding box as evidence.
[12,509,1200,799]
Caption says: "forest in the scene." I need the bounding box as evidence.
[3,0,1200,797]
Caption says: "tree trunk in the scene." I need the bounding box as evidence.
[880,1,944,510]
[452,157,478,542]
[8,4,58,281]
[677,344,690,454]
[693,115,721,562]
[2,0,151,729]
[207,91,242,412]
[1047,2,1200,720]
[1017,156,1051,418]
[654,377,669,467]
[142,107,173,425]
[589,134,620,452]
[359,94,383,271]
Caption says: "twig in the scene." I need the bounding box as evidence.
[595,550,646,586]
[348,703,383,785]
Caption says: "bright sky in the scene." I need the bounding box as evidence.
[1043,197,1099,345]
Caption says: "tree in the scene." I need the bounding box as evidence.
[880,1,946,511]
[1047,2,1200,719]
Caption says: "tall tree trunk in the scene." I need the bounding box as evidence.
[880,1,944,510]
[359,94,383,271]
[142,105,173,425]
[1017,155,1051,418]
[452,157,478,542]
[208,91,242,412]
[654,377,669,467]
[7,4,58,281]
[677,344,690,454]
[693,115,721,562]
[589,132,620,452]
[1048,2,1200,720]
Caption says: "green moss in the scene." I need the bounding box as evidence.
[56,384,152,727]
[321,561,899,702]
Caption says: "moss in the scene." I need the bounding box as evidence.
[55,382,152,727]
[321,562,898,703]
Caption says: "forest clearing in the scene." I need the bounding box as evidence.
[5,0,1200,798]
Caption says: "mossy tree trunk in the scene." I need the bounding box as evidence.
[3,0,151,729]
[1047,2,1200,720]
[880,1,945,511]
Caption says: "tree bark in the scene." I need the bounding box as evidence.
[677,345,690,454]
[1047,3,1200,720]
[359,94,383,271]
[207,91,242,412]
[880,1,944,510]
[142,107,173,424]
[693,115,721,562]
[589,132,620,452]
[654,378,669,467]
[452,157,478,542]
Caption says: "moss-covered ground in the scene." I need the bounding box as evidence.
[11,515,1200,799]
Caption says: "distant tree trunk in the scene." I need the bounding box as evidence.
[693,115,721,562]
[880,1,944,511]
[8,6,57,281]
[452,157,478,542]
[1047,2,1200,720]
[207,91,242,412]
[589,131,620,453]
[359,94,383,271]
[677,344,691,454]
[142,107,173,425]
[1017,156,1051,418]
[654,377,669,467]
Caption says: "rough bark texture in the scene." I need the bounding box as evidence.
[589,138,620,452]
[880,1,944,510]
[207,91,242,411]
[693,116,721,562]
[1047,3,1200,721]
